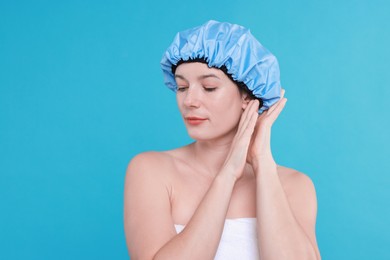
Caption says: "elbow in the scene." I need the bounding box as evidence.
[286,244,320,260]
[304,244,320,260]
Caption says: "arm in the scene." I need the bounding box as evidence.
[124,100,260,260]
[124,153,235,260]
[248,90,321,259]
[254,162,321,260]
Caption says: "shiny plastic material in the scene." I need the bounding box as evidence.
[161,20,281,114]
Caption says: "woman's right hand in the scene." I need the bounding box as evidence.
[220,99,260,180]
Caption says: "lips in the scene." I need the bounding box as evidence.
[185,116,207,125]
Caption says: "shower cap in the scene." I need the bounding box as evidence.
[160,20,281,114]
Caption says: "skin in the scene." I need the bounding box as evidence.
[124,62,321,259]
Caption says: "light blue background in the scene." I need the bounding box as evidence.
[1,0,389,259]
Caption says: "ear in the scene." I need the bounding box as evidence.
[241,92,252,110]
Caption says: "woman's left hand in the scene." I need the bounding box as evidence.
[247,89,287,169]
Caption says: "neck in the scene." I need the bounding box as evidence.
[189,130,237,177]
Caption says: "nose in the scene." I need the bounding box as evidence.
[183,86,201,108]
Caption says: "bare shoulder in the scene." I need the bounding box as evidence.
[277,165,318,228]
[276,166,321,257]
[127,151,174,171]
[127,146,190,172]
[126,150,179,182]
[124,151,176,209]
[277,165,317,197]
[276,165,318,224]
[124,149,185,259]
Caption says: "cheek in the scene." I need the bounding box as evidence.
[211,94,243,124]
[176,94,184,110]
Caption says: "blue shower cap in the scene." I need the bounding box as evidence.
[160,20,281,114]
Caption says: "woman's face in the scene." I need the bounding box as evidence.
[175,62,246,141]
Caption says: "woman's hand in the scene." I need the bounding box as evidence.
[220,99,260,180]
[247,89,287,169]
[220,89,286,180]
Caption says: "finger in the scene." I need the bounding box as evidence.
[267,89,285,114]
[237,100,256,129]
[256,97,287,130]
[227,100,259,165]
[237,99,259,133]
[235,100,259,145]
[267,97,287,122]
[268,97,287,115]
[236,107,258,152]
[244,102,260,135]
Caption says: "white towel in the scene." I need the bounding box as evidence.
[174,218,259,260]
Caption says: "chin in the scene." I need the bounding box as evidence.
[187,132,214,141]
[186,128,237,142]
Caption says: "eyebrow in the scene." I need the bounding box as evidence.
[175,73,221,81]
[199,74,221,80]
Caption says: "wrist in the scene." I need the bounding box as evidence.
[251,153,277,172]
[217,166,239,184]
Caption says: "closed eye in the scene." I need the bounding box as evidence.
[204,87,217,92]
[177,86,188,92]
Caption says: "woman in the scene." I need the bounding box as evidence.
[124,20,321,259]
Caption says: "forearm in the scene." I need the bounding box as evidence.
[153,170,236,260]
[254,159,318,260]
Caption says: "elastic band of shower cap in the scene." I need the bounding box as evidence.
[160,20,282,114]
